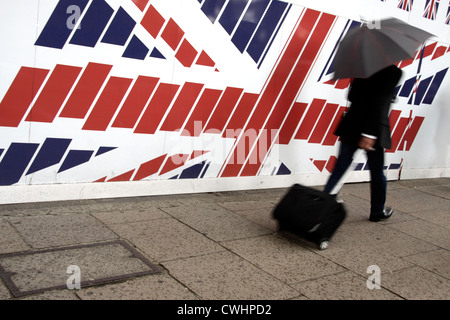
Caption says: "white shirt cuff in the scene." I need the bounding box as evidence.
[361,133,377,140]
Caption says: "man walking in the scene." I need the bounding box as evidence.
[324,65,403,222]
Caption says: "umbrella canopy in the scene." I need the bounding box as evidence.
[333,17,434,79]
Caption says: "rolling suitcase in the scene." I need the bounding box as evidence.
[272,150,363,250]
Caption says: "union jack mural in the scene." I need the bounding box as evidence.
[446,1,450,24]
[398,0,414,11]
[423,0,440,20]
[0,0,449,191]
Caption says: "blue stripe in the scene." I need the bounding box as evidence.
[201,0,227,23]
[423,68,448,104]
[399,76,417,97]
[179,161,207,179]
[247,0,288,64]
[276,163,291,175]
[35,0,89,49]
[102,7,136,46]
[96,147,117,157]
[58,150,94,173]
[27,138,72,175]
[70,0,114,47]
[0,143,39,186]
[123,35,149,60]
[414,76,432,105]
[231,0,270,53]
[389,163,401,170]
[218,0,250,35]
[200,162,210,178]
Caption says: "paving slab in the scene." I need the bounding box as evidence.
[293,271,401,300]
[321,244,413,274]
[108,218,225,262]
[386,219,450,250]
[415,184,450,200]
[76,274,199,300]
[222,234,346,284]
[408,208,450,227]
[331,220,438,257]
[402,249,450,280]
[0,220,29,254]
[0,241,160,298]
[397,178,450,188]
[92,207,170,225]
[7,214,118,249]
[381,266,450,300]
[0,280,11,299]
[162,251,300,300]
[161,204,272,242]
[227,205,279,232]
[217,199,276,212]
[381,188,450,214]
[20,290,79,300]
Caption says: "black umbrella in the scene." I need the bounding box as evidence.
[333,17,434,79]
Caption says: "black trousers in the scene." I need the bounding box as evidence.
[324,140,387,214]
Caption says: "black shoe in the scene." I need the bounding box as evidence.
[369,207,394,222]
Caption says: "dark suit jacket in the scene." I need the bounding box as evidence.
[335,65,403,149]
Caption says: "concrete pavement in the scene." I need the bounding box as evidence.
[0,178,449,301]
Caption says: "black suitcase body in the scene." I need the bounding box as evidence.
[272,184,346,246]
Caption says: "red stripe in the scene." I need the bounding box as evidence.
[160,82,204,132]
[223,93,259,135]
[175,39,198,67]
[132,0,149,11]
[294,99,327,140]
[0,67,49,127]
[141,4,165,38]
[335,78,351,89]
[432,46,447,60]
[399,58,414,68]
[389,109,402,130]
[240,13,336,177]
[161,18,184,50]
[160,154,189,175]
[220,9,322,177]
[134,83,180,134]
[386,117,409,153]
[322,106,346,146]
[196,50,215,67]
[182,88,222,137]
[190,150,209,160]
[421,42,437,59]
[133,154,167,180]
[398,116,424,151]
[325,156,337,173]
[112,76,159,128]
[26,65,81,123]
[313,160,326,171]
[108,170,135,182]
[246,10,320,133]
[278,102,308,144]
[205,87,243,133]
[309,102,339,144]
[60,63,112,119]
[83,77,133,131]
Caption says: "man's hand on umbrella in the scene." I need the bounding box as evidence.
[358,136,376,151]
